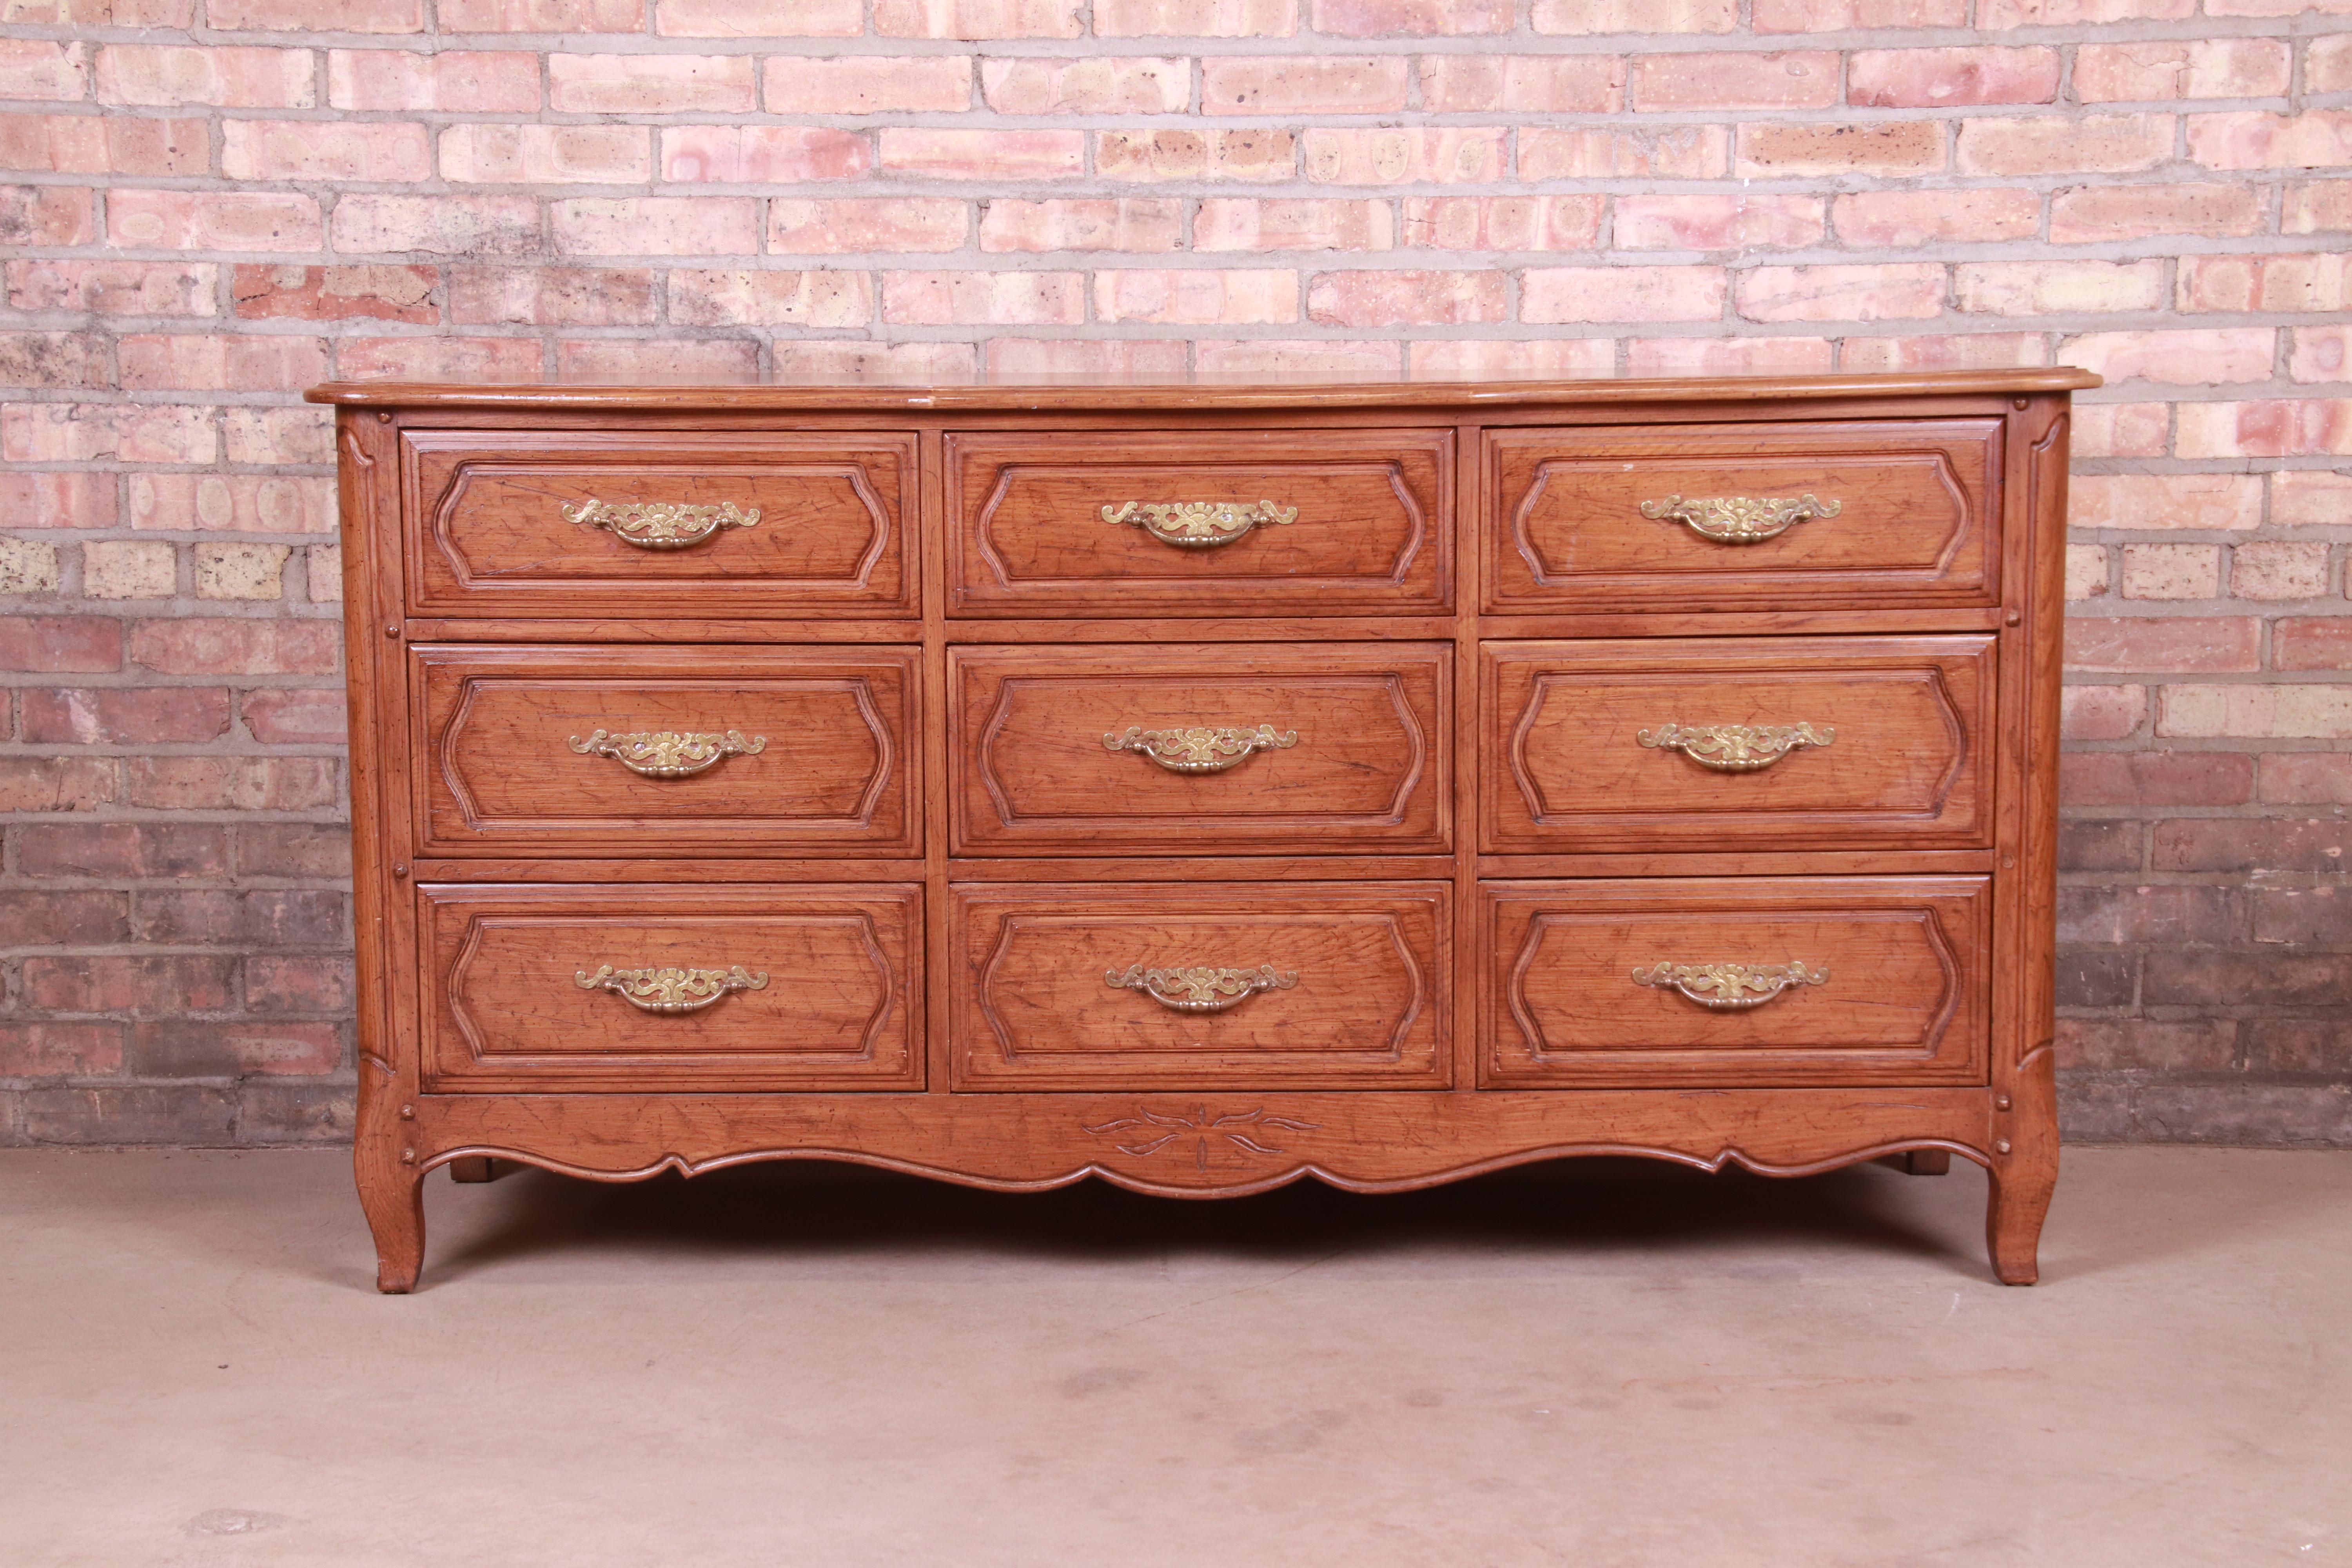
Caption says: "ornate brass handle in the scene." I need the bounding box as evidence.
[1106,964,1298,1014]
[1103,724,1298,775]
[1638,722,1833,773]
[574,964,769,1015]
[561,497,760,550]
[1639,493,1840,544]
[1102,499,1298,549]
[568,728,767,779]
[1632,961,1828,1011]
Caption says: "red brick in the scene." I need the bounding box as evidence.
[450,267,657,325]
[0,39,88,102]
[240,687,348,744]
[0,331,106,389]
[120,757,336,812]
[0,757,116,813]
[1840,333,2045,373]
[557,339,759,380]
[0,1024,121,1079]
[245,956,356,1014]
[548,53,755,113]
[22,1086,236,1143]
[1310,0,1511,30]
[437,0,646,26]
[658,0,862,31]
[1956,114,2170,176]
[2259,753,2352,804]
[1400,196,1601,251]
[2050,183,2264,244]
[1419,56,1619,114]
[0,891,129,947]
[1092,268,1296,325]
[2063,684,2145,740]
[0,114,207,176]
[2073,474,2261,532]
[2177,400,2352,459]
[1096,0,1297,31]
[109,189,321,252]
[225,119,430,181]
[877,128,1085,180]
[2287,182,2352,235]
[1755,0,1962,24]
[3,403,216,465]
[439,124,649,184]
[668,270,875,327]
[1203,56,1408,114]
[2065,617,2261,672]
[132,889,343,947]
[553,197,759,256]
[2121,543,2220,601]
[661,126,871,183]
[118,333,328,393]
[0,617,121,673]
[1613,194,1823,251]
[95,45,314,109]
[2062,329,2275,387]
[129,475,335,535]
[1097,128,1296,183]
[235,824,352,879]
[2253,887,2352,947]
[1193,338,1401,378]
[983,339,1189,377]
[1831,189,2039,248]
[2189,113,2352,173]
[0,472,113,531]
[1634,52,1836,112]
[22,686,230,744]
[1980,0,2192,20]
[1628,337,1836,376]
[0,184,96,245]
[1305,269,1507,327]
[2274,619,2352,671]
[766,56,972,114]
[2057,818,2141,873]
[11,260,217,316]
[128,619,339,677]
[1850,47,2060,108]
[1408,339,1617,379]
[980,56,1188,113]
[327,49,541,112]
[1524,127,1727,181]
[2075,40,2290,102]
[873,0,1085,35]
[2272,471,2352,526]
[1734,122,1941,177]
[334,335,542,382]
[2230,542,2330,601]
[2060,751,2253,808]
[769,341,976,380]
[232,263,436,324]
[213,0,419,25]
[2156,818,2351,875]
[1534,0,1731,28]
[1737,264,1944,323]
[979,198,1177,253]
[17,823,226,879]
[1524,266,1726,324]
[2073,403,2169,459]
[2179,253,2352,314]
[1302,127,1503,183]
[2290,327,2352,385]
[2056,1020,2235,1073]
[1196,197,1390,252]
[24,956,232,1015]
[329,194,537,256]
[2313,36,2352,94]
[127,1022,341,1078]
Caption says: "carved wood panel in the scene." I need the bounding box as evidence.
[421,883,923,1092]
[950,882,1450,1091]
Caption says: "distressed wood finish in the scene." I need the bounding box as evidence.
[1482,635,1996,853]
[949,642,1451,857]
[315,369,2091,1292]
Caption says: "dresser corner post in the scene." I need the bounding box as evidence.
[1987,1043,2060,1286]
[335,403,428,1293]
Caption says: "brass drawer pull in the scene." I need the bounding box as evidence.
[568,728,767,779]
[1102,499,1298,549]
[562,497,760,550]
[574,964,769,1015]
[1104,723,1297,775]
[1638,722,1832,773]
[1106,963,1298,1014]
[1632,961,1828,1011]
[1640,493,1840,544]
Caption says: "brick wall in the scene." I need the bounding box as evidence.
[2,0,2348,1147]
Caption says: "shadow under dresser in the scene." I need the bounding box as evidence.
[309,368,2096,1291]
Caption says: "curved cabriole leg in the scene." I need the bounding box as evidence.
[1986,1047,2060,1285]
[356,1155,425,1293]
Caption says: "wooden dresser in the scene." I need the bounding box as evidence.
[311,369,2093,1292]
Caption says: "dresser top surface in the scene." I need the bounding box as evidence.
[307,367,2099,413]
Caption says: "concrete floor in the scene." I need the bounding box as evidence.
[0,1149,2345,1568]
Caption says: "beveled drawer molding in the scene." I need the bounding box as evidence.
[1481,635,1996,854]
[1483,418,2000,613]
[950,882,1450,1092]
[411,644,921,857]
[946,426,1453,617]
[403,429,917,618]
[949,642,1451,857]
[316,367,2092,1292]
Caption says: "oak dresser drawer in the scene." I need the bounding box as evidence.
[949,643,1450,856]
[1484,419,2000,612]
[1482,877,1990,1088]
[411,644,920,857]
[950,882,1450,1091]
[1482,635,1995,853]
[946,427,1452,616]
[421,884,923,1092]
[403,429,916,617]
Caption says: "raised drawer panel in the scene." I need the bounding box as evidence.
[946,427,1452,616]
[403,430,916,618]
[421,884,923,1092]
[412,644,919,857]
[949,643,1450,857]
[1484,419,2000,612]
[1481,877,1990,1088]
[1483,635,1995,853]
[951,882,1450,1091]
